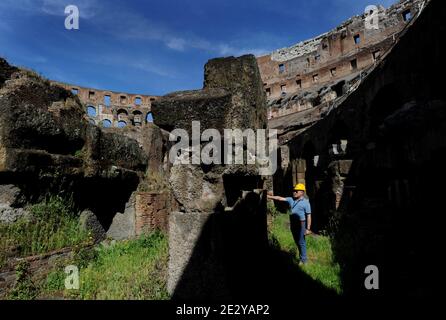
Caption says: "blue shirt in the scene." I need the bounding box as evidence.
[286,197,312,221]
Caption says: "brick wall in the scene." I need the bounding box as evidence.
[135,192,174,234]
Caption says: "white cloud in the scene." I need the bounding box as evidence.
[216,44,269,57]
[166,38,187,51]
[130,61,178,78]
[76,53,180,79]
[96,5,270,56]
[0,0,271,57]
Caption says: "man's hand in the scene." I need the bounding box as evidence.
[305,229,313,236]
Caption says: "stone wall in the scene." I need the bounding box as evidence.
[43,2,426,126]
[52,81,159,129]
[259,0,426,118]
[0,58,169,237]
[0,246,90,298]
[272,0,445,295]
[106,190,177,239]
[152,55,269,300]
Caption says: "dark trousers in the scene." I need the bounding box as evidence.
[290,214,307,263]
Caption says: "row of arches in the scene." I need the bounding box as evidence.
[89,119,135,128]
[86,105,154,127]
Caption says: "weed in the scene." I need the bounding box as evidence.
[0,195,90,263]
[43,231,169,300]
[8,261,38,300]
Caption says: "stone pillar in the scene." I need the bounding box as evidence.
[152,55,269,300]
[296,159,307,184]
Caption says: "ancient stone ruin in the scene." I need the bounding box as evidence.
[1,0,445,299]
[152,55,269,300]
[52,82,159,128]
[0,57,172,295]
[260,0,425,119]
[270,0,445,295]
[0,54,271,299]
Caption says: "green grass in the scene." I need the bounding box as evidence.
[0,195,91,269]
[269,212,342,294]
[44,232,169,300]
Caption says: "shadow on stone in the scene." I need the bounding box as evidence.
[170,191,338,301]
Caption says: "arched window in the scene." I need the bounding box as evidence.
[117,120,127,128]
[87,106,97,117]
[133,110,143,126]
[117,108,128,115]
[117,109,128,121]
[101,119,112,128]
[146,112,154,123]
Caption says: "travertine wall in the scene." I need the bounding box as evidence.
[272,0,443,295]
[50,1,426,125]
[258,0,426,119]
[152,55,269,300]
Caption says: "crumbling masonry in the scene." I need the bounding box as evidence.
[1,0,444,298]
[52,1,425,128]
[151,55,269,300]
[271,0,445,295]
[260,0,425,120]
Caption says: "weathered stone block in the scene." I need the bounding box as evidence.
[79,209,106,243]
[0,185,24,207]
[150,89,231,134]
[106,193,136,240]
[0,206,29,224]
[204,55,267,131]
[167,211,216,297]
[152,55,267,134]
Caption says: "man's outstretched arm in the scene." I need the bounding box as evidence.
[267,194,288,202]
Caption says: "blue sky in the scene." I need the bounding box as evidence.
[0,0,397,95]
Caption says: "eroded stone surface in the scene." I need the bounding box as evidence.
[0,59,156,238]
[153,55,269,299]
[79,209,106,243]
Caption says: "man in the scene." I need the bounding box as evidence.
[267,183,312,264]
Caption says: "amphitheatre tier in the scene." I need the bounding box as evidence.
[53,0,424,129]
[258,0,424,120]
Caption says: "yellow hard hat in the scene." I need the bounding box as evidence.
[293,183,306,192]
